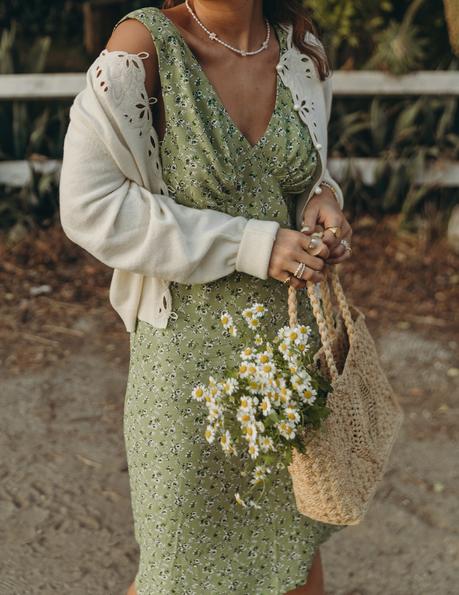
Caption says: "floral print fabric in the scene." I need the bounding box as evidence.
[120,7,346,594]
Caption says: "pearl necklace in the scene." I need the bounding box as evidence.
[185,0,271,57]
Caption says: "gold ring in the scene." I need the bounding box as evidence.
[283,274,292,285]
[293,262,306,279]
[325,226,342,239]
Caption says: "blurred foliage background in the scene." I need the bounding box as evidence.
[0,0,458,236]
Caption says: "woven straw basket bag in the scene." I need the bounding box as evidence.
[286,265,405,526]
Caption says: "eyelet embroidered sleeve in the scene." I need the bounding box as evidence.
[59,50,280,283]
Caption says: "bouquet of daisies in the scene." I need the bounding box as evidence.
[191,301,333,509]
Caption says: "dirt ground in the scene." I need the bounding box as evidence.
[0,215,458,595]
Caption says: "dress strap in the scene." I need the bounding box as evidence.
[112,7,187,75]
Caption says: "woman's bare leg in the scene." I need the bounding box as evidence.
[126,548,324,595]
[285,548,325,595]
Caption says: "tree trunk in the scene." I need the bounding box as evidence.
[82,0,126,57]
[443,0,459,56]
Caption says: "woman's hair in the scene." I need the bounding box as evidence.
[161,0,330,80]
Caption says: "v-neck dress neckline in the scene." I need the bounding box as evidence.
[154,7,284,152]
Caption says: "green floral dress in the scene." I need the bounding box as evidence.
[117,7,346,594]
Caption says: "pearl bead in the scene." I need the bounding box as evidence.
[293,103,300,111]
[314,186,323,194]
[276,63,282,71]
[315,143,323,150]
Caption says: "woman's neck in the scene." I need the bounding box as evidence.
[188,0,265,51]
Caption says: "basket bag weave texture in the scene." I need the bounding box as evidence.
[287,266,405,526]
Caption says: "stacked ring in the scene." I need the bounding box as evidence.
[294,262,306,279]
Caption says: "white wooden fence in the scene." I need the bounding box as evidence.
[1,70,459,187]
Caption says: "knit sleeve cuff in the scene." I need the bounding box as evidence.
[235,218,280,280]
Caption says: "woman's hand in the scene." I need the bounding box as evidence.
[267,227,331,289]
[301,188,352,264]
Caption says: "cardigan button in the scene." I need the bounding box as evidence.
[315,143,323,150]
[314,185,323,195]
[275,63,282,72]
[293,103,300,111]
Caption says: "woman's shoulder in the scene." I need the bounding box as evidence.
[105,9,160,98]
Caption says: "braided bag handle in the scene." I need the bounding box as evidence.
[287,266,355,382]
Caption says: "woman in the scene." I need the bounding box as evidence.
[61,1,353,593]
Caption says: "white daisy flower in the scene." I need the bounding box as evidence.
[256,351,272,365]
[204,393,216,407]
[239,396,253,412]
[222,377,239,395]
[298,324,312,337]
[191,384,206,402]
[228,325,238,336]
[251,303,267,318]
[254,334,264,346]
[204,425,216,443]
[278,341,289,355]
[247,441,260,459]
[259,436,275,452]
[270,391,281,407]
[220,430,232,452]
[246,363,258,377]
[251,465,268,484]
[259,361,276,378]
[295,340,310,354]
[207,404,222,421]
[240,346,256,360]
[259,396,272,416]
[300,386,318,404]
[246,317,260,330]
[244,424,258,442]
[237,410,254,427]
[242,307,255,321]
[285,407,301,424]
[277,421,296,440]
[288,361,300,375]
[247,379,262,394]
[277,326,290,340]
[291,374,305,392]
[255,420,266,434]
[238,362,250,378]
[220,311,234,329]
[285,329,300,345]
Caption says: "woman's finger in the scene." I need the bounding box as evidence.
[301,233,330,259]
[300,199,321,235]
[326,250,352,265]
[326,243,352,264]
[325,223,352,264]
[282,258,325,284]
[294,248,327,272]
[321,213,344,252]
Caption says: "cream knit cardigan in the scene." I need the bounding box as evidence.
[59,23,344,332]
